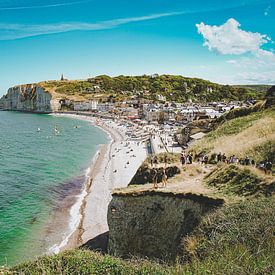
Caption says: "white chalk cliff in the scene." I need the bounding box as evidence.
[0,84,61,113]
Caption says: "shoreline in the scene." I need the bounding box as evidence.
[49,113,147,252]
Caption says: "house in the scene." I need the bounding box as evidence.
[156,94,166,102]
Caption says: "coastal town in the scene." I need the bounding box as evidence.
[0,76,258,155]
[57,96,255,154]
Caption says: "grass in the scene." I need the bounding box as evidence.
[4,250,173,275]
[181,196,275,274]
[2,196,273,274]
[204,164,274,197]
[190,108,275,162]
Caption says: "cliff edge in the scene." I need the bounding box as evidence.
[0,84,61,113]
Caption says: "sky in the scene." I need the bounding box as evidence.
[0,0,275,95]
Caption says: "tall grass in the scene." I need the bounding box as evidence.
[191,109,275,162]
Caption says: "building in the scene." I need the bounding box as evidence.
[97,103,115,112]
[156,94,166,102]
[73,101,98,111]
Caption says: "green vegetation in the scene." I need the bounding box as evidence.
[233,84,272,93]
[204,164,274,196]
[40,75,267,102]
[216,101,264,122]
[3,197,273,274]
[5,250,173,274]
[182,196,275,274]
[210,108,273,137]
[190,108,275,162]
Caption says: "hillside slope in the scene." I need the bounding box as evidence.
[1,75,267,106]
[190,107,275,163]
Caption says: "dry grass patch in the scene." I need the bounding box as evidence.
[191,109,275,162]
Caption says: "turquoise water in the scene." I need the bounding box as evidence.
[0,111,108,266]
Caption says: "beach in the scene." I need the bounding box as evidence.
[51,114,148,251]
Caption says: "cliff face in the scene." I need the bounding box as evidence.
[0,84,61,113]
[107,191,223,261]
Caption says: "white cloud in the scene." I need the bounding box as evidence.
[0,12,181,40]
[226,60,237,64]
[196,18,273,56]
[0,0,92,10]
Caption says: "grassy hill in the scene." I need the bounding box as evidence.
[190,106,275,163]
[38,75,267,103]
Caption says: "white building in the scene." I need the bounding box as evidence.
[97,103,115,112]
[73,101,98,111]
[156,94,166,102]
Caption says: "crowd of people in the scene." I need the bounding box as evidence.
[148,150,273,190]
[178,151,273,175]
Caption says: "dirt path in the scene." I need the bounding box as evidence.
[118,163,218,197]
[165,163,215,195]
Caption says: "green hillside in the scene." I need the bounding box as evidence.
[40,75,267,102]
[190,106,275,163]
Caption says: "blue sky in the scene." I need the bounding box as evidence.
[0,0,275,95]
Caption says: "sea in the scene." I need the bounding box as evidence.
[0,111,109,266]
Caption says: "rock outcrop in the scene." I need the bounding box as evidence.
[0,84,61,113]
[107,190,223,261]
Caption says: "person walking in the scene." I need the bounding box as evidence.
[152,168,158,189]
[265,160,273,175]
[187,153,193,164]
[161,167,168,187]
[180,153,186,166]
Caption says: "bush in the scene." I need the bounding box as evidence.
[181,197,275,274]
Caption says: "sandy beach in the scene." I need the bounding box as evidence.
[51,113,148,251]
